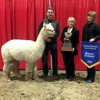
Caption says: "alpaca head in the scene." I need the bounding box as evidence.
[42,23,55,39]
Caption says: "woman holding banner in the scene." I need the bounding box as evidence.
[82,11,100,83]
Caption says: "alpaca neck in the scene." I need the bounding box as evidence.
[36,28,45,44]
[35,28,46,58]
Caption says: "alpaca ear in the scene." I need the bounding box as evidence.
[43,23,46,28]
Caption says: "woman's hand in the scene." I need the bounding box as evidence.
[89,38,95,42]
[64,37,67,40]
[72,48,75,52]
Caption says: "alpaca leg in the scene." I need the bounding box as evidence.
[33,62,37,79]
[25,62,36,80]
[12,60,21,77]
[3,62,12,81]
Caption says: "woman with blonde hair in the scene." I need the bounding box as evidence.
[82,11,100,83]
[60,17,79,81]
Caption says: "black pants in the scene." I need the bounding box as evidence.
[86,67,95,79]
[42,43,58,76]
[62,52,75,77]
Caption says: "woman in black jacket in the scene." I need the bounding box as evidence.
[60,17,79,81]
[82,11,100,83]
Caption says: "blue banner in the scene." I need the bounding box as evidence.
[81,41,100,68]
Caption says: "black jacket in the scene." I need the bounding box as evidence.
[82,22,100,41]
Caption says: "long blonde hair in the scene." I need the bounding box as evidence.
[88,11,97,23]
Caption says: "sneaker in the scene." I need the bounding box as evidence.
[66,75,75,81]
[52,75,58,80]
[68,77,74,81]
[86,79,94,83]
[41,74,47,78]
[66,76,70,80]
[83,76,89,81]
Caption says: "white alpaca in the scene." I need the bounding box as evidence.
[1,23,55,81]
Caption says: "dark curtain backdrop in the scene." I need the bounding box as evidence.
[0,0,100,70]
